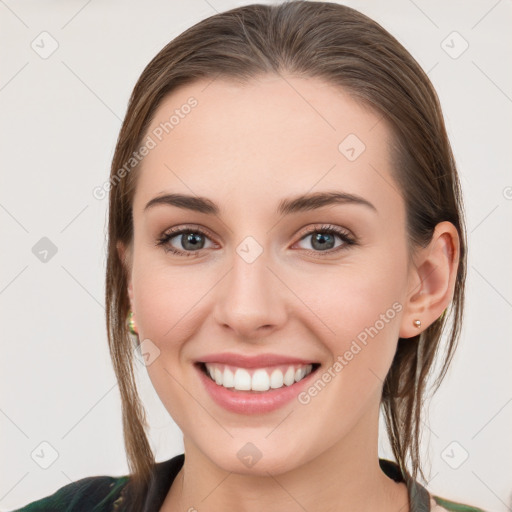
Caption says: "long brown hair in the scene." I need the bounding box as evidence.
[106,1,466,505]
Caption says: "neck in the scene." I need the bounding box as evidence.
[160,406,409,512]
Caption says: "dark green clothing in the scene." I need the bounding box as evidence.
[10,454,487,511]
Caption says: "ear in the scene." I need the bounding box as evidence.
[399,221,460,338]
[116,240,134,310]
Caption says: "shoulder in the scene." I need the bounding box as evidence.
[9,474,129,511]
[430,494,488,512]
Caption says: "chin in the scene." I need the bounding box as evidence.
[199,440,309,477]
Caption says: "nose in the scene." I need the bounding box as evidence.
[212,245,288,341]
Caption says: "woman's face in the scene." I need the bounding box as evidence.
[121,75,415,474]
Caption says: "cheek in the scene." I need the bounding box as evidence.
[285,278,404,440]
[299,254,406,389]
[132,261,207,342]
[309,260,404,335]
[133,267,190,340]
[130,259,212,429]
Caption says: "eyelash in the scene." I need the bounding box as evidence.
[155,224,357,258]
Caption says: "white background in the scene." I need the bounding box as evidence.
[1,1,511,510]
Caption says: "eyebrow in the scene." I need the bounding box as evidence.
[143,191,377,216]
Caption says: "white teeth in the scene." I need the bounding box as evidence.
[284,366,295,386]
[204,363,314,391]
[214,367,223,385]
[223,367,235,388]
[234,368,252,390]
[251,369,270,391]
[270,368,284,389]
[295,366,306,382]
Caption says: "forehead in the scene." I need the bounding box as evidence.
[133,75,400,217]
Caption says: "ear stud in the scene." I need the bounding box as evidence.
[128,310,138,335]
[413,319,421,328]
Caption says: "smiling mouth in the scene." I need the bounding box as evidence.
[196,362,321,393]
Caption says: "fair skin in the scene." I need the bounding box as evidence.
[117,75,459,512]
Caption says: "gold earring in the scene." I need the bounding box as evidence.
[127,310,138,335]
[413,319,421,328]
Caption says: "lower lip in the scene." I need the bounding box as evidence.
[195,363,319,415]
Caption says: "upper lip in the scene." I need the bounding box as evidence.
[196,352,319,368]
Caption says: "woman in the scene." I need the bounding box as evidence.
[12,1,487,511]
